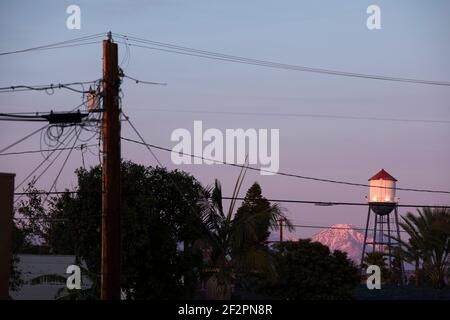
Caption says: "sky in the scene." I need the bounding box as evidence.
[1,0,450,240]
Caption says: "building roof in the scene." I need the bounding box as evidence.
[368,169,397,181]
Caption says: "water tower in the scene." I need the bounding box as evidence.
[360,169,405,282]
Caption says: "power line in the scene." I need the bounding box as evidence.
[13,190,450,209]
[278,224,409,234]
[12,214,408,234]
[121,110,261,257]
[0,39,101,57]
[14,127,78,204]
[0,104,84,155]
[0,33,105,56]
[20,40,102,52]
[289,224,369,232]
[1,99,97,156]
[0,99,91,117]
[8,103,100,203]
[0,80,100,94]
[122,74,167,86]
[13,119,101,202]
[0,118,48,122]
[0,111,94,124]
[120,136,450,195]
[133,108,450,125]
[121,111,163,167]
[0,144,97,157]
[113,33,450,87]
[0,124,48,154]
[42,128,82,203]
[222,197,450,209]
[0,111,53,115]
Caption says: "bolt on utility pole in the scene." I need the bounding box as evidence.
[101,32,121,300]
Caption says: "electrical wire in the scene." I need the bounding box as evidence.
[122,74,167,86]
[80,145,87,170]
[0,33,106,56]
[0,124,49,154]
[0,118,48,122]
[0,97,92,156]
[42,127,83,204]
[0,80,100,94]
[121,111,163,167]
[11,214,408,234]
[221,197,450,209]
[120,109,219,229]
[119,37,132,71]
[7,96,100,203]
[120,136,450,195]
[11,218,404,237]
[0,112,93,124]
[21,40,102,52]
[275,223,409,234]
[0,144,97,156]
[14,127,78,204]
[130,107,450,125]
[113,33,450,87]
[12,190,450,209]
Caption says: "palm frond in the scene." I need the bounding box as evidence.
[227,159,248,222]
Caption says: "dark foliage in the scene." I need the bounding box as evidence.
[47,160,206,299]
[263,239,360,300]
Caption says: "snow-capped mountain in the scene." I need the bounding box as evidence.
[311,224,368,262]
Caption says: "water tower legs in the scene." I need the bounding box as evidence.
[360,206,371,272]
[360,205,405,285]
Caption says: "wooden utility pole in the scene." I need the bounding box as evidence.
[101,32,121,300]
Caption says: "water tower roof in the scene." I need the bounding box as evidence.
[369,169,397,181]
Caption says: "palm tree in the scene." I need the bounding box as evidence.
[197,167,292,299]
[394,233,422,286]
[363,251,387,267]
[393,208,450,288]
[363,251,389,283]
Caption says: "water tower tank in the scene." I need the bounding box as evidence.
[368,169,397,215]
